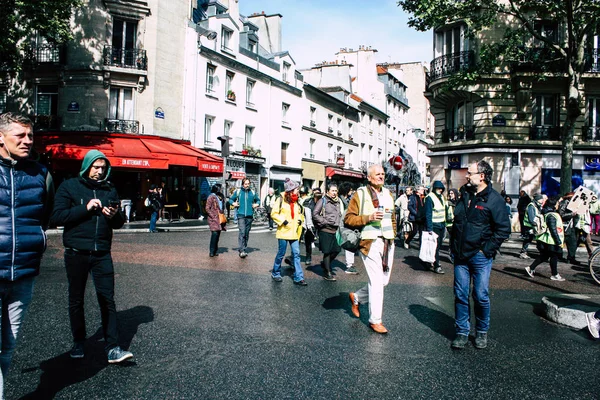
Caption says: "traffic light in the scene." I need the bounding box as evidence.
[217,136,231,157]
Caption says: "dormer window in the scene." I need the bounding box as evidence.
[248,39,257,53]
[221,27,233,52]
[283,62,290,82]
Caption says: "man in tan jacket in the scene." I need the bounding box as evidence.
[344,165,397,334]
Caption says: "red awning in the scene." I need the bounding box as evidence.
[325,166,365,180]
[35,132,223,175]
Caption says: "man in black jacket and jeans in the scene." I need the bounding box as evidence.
[51,150,133,363]
[450,160,510,350]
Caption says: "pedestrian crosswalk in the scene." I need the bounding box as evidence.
[225,227,276,234]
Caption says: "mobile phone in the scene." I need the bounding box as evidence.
[109,200,120,208]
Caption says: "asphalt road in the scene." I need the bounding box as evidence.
[6,228,600,399]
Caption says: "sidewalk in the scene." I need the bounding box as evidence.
[46,217,268,235]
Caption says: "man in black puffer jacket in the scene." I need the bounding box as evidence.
[51,150,133,364]
[450,160,510,351]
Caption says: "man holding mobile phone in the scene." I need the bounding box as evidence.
[50,150,133,364]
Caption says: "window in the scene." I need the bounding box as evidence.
[309,138,315,158]
[108,87,133,120]
[245,126,254,147]
[225,71,235,99]
[310,107,316,126]
[221,27,233,51]
[434,25,468,58]
[282,103,290,126]
[328,144,333,162]
[204,115,214,144]
[445,100,474,130]
[246,79,255,107]
[111,18,137,67]
[281,142,289,165]
[588,97,600,127]
[337,118,342,135]
[283,62,290,82]
[328,114,333,133]
[206,64,216,94]
[534,94,557,126]
[248,39,257,53]
[224,120,233,137]
[348,122,353,139]
[0,88,6,114]
[348,149,353,167]
[534,20,559,44]
[36,85,58,116]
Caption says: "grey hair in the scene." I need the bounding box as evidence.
[0,112,33,133]
[367,164,383,176]
[476,160,494,184]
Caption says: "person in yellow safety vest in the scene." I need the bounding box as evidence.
[520,194,547,259]
[524,195,565,281]
[424,180,449,274]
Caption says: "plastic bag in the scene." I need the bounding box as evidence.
[419,231,438,264]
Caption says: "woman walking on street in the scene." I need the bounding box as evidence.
[206,184,225,257]
[313,184,343,281]
[270,179,307,286]
[525,196,565,281]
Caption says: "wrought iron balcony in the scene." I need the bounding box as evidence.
[27,43,63,64]
[583,126,600,141]
[584,49,600,73]
[429,51,475,82]
[529,126,561,141]
[441,126,475,143]
[30,115,60,131]
[512,47,566,73]
[103,46,148,70]
[105,119,139,134]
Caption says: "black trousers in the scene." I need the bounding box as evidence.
[304,229,315,260]
[564,227,577,259]
[210,230,221,256]
[65,249,118,352]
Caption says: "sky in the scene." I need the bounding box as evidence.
[238,0,432,70]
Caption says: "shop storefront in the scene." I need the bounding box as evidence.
[269,165,303,194]
[325,166,365,189]
[34,131,223,219]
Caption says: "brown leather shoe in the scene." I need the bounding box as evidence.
[349,293,360,318]
[369,323,388,334]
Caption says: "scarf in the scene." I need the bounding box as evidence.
[289,196,297,219]
[367,184,391,272]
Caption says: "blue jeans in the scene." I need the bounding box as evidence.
[238,216,253,253]
[0,277,35,396]
[149,210,158,232]
[454,252,493,335]
[271,239,304,282]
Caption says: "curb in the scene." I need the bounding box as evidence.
[542,294,600,329]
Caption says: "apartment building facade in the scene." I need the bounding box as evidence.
[426,18,600,195]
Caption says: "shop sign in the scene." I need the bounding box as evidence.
[448,155,462,169]
[584,156,600,171]
[336,153,345,167]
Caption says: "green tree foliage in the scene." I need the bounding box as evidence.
[399,0,600,194]
[0,0,82,71]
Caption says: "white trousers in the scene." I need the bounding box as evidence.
[354,238,394,324]
[345,249,355,267]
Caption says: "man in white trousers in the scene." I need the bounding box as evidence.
[344,165,397,334]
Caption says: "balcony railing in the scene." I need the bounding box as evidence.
[512,47,565,73]
[360,161,368,171]
[105,119,140,134]
[529,126,561,141]
[583,126,600,141]
[28,43,63,64]
[103,46,148,70]
[584,49,600,73]
[30,115,60,131]
[429,51,475,82]
[441,126,475,143]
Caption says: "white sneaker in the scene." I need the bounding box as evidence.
[550,274,565,282]
[586,312,600,339]
[403,243,409,249]
[519,252,530,259]
[525,267,535,278]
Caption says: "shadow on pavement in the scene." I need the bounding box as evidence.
[322,292,354,318]
[19,305,154,400]
[403,256,429,272]
[408,304,454,340]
